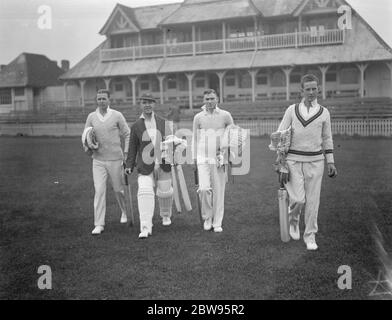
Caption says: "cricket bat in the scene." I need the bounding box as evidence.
[171,164,182,213]
[278,182,290,243]
[176,165,192,212]
[124,173,135,227]
[194,166,203,227]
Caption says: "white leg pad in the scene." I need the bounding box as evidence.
[137,175,155,232]
[156,179,173,217]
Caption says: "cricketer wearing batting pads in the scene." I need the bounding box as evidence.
[125,93,174,239]
[82,89,130,235]
[276,74,337,251]
[192,89,234,233]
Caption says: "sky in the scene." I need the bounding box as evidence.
[0,0,391,67]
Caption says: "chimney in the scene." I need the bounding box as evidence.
[0,64,6,72]
[61,60,70,72]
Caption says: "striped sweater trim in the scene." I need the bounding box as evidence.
[295,103,324,127]
[288,150,334,156]
[288,150,323,156]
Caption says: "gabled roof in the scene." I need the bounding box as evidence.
[160,0,259,25]
[0,53,64,88]
[251,0,303,17]
[99,2,181,34]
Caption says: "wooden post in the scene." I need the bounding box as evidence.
[249,69,258,102]
[356,63,369,98]
[318,65,330,100]
[192,25,196,56]
[63,82,68,108]
[163,28,167,58]
[79,79,86,109]
[128,76,138,106]
[386,62,392,98]
[185,72,195,110]
[11,87,15,111]
[216,71,226,103]
[103,78,111,91]
[254,17,258,51]
[157,74,166,105]
[222,21,226,53]
[298,16,302,46]
[282,67,293,101]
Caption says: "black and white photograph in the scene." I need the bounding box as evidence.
[1,0,392,305]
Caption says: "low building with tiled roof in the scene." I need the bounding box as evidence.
[0,53,76,113]
[59,0,392,110]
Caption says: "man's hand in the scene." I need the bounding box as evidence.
[279,172,290,185]
[328,163,337,178]
[124,167,132,175]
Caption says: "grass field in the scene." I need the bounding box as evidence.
[1,136,392,300]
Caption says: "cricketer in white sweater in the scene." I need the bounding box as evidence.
[83,106,130,233]
[278,99,334,164]
[277,98,335,249]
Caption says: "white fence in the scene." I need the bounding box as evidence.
[237,119,392,137]
[1,119,391,137]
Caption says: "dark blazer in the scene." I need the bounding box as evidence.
[126,114,172,175]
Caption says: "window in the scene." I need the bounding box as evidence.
[257,74,268,85]
[167,75,177,90]
[271,70,286,87]
[326,72,337,82]
[238,71,251,89]
[114,83,123,92]
[178,74,188,91]
[225,71,235,86]
[0,88,11,104]
[340,68,359,84]
[195,78,205,88]
[151,78,159,92]
[140,82,150,91]
[290,74,301,83]
[14,87,25,96]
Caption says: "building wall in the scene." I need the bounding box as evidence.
[365,63,391,97]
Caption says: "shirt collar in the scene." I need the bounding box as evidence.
[96,106,112,122]
[201,105,221,115]
[300,98,319,108]
[140,112,155,120]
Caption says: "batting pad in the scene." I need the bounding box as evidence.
[137,176,155,230]
[156,179,173,217]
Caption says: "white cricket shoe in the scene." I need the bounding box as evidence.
[162,217,172,226]
[203,218,212,231]
[213,227,223,233]
[139,226,152,239]
[120,213,128,224]
[306,240,318,251]
[289,222,300,240]
[91,226,104,235]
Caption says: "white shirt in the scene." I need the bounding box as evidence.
[140,112,158,147]
[192,105,234,163]
[96,106,113,122]
[299,99,320,121]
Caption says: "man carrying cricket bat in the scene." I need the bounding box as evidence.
[275,74,337,250]
[125,93,174,239]
[192,89,234,233]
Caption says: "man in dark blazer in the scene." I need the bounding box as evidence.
[125,93,173,239]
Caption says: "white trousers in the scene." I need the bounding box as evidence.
[284,160,324,243]
[197,163,227,229]
[92,159,126,227]
[137,168,172,232]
